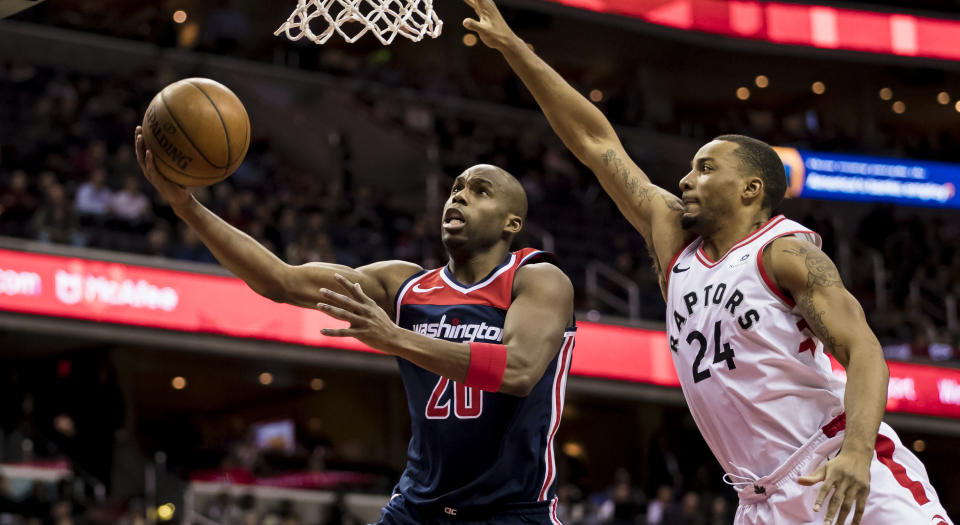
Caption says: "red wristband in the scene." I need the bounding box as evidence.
[465,342,507,392]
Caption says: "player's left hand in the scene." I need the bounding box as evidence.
[316,274,399,351]
[798,451,871,525]
[463,0,519,51]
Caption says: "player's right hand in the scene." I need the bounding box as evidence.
[134,126,192,208]
[462,0,518,51]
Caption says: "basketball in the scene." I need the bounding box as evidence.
[141,78,250,187]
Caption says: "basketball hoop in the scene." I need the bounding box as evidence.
[275,0,442,46]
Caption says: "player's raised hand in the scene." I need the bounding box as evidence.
[462,0,518,51]
[798,451,871,525]
[134,126,191,208]
[317,274,400,351]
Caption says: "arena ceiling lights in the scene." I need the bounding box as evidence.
[541,0,960,62]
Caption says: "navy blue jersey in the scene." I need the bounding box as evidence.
[392,248,576,511]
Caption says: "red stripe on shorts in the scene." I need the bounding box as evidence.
[875,434,930,506]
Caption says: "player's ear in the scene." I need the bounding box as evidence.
[504,214,523,235]
[743,176,763,203]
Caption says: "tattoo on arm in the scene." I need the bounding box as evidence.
[780,246,843,289]
[601,149,649,202]
[782,245,847,355]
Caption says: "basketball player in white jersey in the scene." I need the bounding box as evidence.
[463,1,953,524]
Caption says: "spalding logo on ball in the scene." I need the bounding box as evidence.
[142,78,250,187]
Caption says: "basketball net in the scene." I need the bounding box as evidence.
[275,0,442,45]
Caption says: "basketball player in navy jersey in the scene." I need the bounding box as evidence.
[464,1,952,525]
[134,127,576,524]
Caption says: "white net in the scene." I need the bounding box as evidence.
[275,0,443,45]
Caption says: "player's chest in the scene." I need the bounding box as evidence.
[399,304,507,343]
[665,257,788,384]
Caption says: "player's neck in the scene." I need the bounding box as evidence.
[447,247,512,285]
[701,212,770,261]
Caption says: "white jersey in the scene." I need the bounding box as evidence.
[665,215,846,480]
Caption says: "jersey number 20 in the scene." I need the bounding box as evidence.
[426,377,483,419]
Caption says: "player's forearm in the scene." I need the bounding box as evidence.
[172,196,290,300]
[385,329,535,396]
[499,37,629,169]
[386,328,470,383]
[839,343,889,458]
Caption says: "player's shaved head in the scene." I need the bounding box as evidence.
[465,164,528,222]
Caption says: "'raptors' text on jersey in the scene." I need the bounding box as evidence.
[665,216,846,479]
[392,248,577,511]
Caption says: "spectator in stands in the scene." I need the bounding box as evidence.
[707,496,732,525]
[31,183,79,245]
[110,176,151,228]
[646,485,673,525]
[74,168,112,246]
[663,492,704,525]
[74,168,112,218]
[555,484,585,525]
[174,224,217,264]
[0,170,37,237]
[144,225,173,258]
[608,480,645,525]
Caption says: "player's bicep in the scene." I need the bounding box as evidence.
[769,237,874,366]
[807,286,877,366]
[501,264,574,395]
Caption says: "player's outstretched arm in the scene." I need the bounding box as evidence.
[463,0,688,263]
[319,263,574,397]
[134,127,419,313]
[768,237,889,525]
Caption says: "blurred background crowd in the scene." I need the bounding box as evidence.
[1,61,958,361]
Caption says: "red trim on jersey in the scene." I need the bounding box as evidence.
[755,230,822,308]
[875,434,931,506]
[402,249,549,310]
[934,515,949,525]
[820,412,846,438]
[549,498,562,525]
[664,238,697,290]
[539,334,575,501]
[695,215,786,268]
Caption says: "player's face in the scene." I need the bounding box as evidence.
[678,140,745,233]
[441,168,512,252]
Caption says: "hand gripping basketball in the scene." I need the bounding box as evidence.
[135,127,192,208]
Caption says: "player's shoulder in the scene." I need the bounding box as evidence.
[765,235,836,291]
[513,261,573,299]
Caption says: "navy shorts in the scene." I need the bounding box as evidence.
[375,494,561,525]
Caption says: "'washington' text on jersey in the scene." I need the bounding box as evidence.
[411,315,504,342]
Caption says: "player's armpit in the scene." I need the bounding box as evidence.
[766,236,874,366]
[280,260,422,315]
[499,263,575,397]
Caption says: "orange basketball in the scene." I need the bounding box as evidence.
[141,78,250,187]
